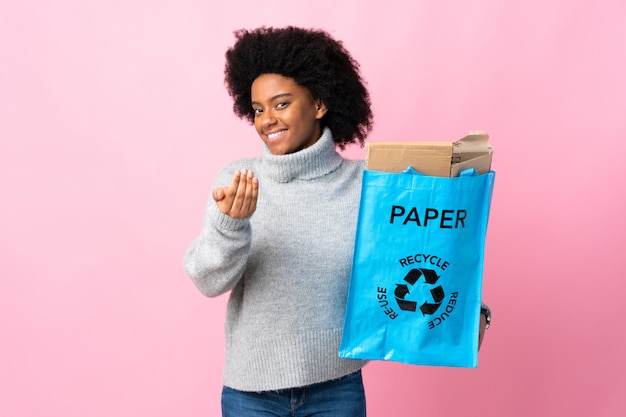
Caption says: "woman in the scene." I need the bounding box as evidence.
[184,26,488,416]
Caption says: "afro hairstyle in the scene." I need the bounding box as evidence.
[224,26,373,149]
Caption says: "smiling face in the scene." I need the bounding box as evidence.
[251,73,328,155]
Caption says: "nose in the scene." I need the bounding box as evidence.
[260,109,277,128]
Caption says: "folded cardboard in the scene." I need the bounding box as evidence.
[365,131,493,177]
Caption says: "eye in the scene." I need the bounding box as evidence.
[253,108,263,116]
[276,101,288,109]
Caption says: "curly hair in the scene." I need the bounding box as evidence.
[224,26,373,149]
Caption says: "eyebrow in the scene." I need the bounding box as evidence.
[251,93,294,106]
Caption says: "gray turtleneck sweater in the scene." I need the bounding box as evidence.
[184,128,367,391]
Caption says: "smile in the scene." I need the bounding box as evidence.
[267,130,287,141]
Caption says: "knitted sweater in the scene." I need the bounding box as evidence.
[184,128,367,391]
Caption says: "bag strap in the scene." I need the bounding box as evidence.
[459,168,478,177]
[401,166,479,177]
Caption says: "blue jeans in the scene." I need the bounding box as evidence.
[221,370,366,417]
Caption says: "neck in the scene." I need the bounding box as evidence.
[262,127,342,183]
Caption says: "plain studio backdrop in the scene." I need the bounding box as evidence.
[1,1,625,416]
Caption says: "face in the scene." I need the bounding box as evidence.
[251,73,327,155]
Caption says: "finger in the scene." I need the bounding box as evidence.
[478,314,487,350]
[248,174,259,214]
[212,187,226,202]
[241,170,256,214]
[230,169,249,214]
[215,171,241,214]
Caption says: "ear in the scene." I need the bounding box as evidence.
[315,100,328,119]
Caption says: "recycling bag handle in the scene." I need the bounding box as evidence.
[401,166,479,177]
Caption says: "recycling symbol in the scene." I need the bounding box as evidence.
[394,268,445,315]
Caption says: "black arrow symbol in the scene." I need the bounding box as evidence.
[430,285,444,302]
[394,284,410,298]
[421,268,440,285]
[420,302,441,315]
[403,268,422,285]
[396,297,418,312]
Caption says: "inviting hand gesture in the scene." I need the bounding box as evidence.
[213,169,259,218]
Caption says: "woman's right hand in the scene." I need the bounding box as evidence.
[212,169,259,218]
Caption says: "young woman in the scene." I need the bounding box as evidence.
[184,26,488,416]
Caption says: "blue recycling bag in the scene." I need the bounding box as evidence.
[339,167,495,367]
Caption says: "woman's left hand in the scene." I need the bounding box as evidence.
[478,313,487,350]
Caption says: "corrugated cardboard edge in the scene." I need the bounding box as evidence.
[366,142,453,177]
[365,131,493,177]
[451,131,493,176]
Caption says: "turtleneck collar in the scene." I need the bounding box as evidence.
[261,127,343,183]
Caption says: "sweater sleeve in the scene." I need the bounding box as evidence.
[183,163,253,298]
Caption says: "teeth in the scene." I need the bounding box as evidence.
[268,130,285,139]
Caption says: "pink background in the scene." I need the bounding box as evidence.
[2,1,625,416]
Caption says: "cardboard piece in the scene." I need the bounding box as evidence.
[365,131,493,177]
